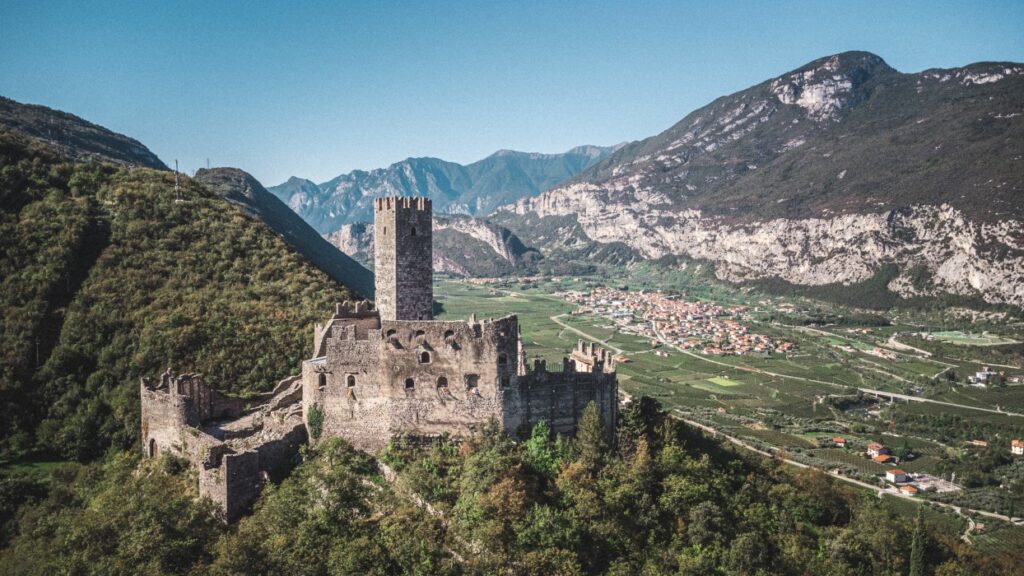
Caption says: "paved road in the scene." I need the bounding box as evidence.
[550,314,624,354]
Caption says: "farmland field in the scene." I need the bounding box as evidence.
[433,276,1024,530]
[927,330,1018,346]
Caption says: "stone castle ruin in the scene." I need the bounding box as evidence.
[141,196,617,520]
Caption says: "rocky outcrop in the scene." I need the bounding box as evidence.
[507,186,1024,306]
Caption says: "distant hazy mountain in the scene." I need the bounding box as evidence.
[268,144,622,233]
[496,52,1024,309]
[0,96,168,169]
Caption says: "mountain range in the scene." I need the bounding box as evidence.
[493,51,1024,308]
[267,144,622,232]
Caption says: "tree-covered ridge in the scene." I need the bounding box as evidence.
[0,130,355,461]
[2,400,1015,575]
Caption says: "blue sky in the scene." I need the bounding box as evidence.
[2,1,1022,185]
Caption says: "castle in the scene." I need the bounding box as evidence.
[141,196,617,520]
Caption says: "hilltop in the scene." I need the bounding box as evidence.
[0,96,168,170]
[0,126,361,461]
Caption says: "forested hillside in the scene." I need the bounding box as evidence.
[2,400,1015,575]
[0,131,356,461]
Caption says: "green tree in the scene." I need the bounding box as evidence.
[909,508,927,576]
[574,401,607,471]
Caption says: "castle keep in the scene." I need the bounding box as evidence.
[141,196,617,519]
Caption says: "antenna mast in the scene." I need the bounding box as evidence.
[174,159,182,201]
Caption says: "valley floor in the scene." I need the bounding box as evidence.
[434,275,1024,558]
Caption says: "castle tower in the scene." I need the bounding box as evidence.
[373,197,433,321]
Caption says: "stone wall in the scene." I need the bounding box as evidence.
[504,357,618,440]
[302,300,617,451]
[141,372,306,522]
[373,197,433,321]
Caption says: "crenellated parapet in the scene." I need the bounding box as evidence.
[568,339,617,374]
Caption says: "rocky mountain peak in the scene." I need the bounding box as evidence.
[768,51,892,122]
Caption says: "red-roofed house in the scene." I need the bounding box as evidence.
[833,437,846,448]
[867,442,891,458]
[886,469,909,483]
[900,485,919,496]
[1012,439,1024,456]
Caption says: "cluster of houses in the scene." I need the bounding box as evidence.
[967,366,1002,387]
[558,287,794,357]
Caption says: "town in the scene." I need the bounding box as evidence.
[557,286,796,357]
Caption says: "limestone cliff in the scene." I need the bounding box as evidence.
[325,215,541,277]
[496,52,1024,308]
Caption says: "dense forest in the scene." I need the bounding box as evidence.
[0,130,354,462]
[1,399,1017,575]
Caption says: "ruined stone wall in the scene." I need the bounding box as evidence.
[140,376,221,460]
[497,355,617,441]
[143,371,307,522]
[373,197,433,321]
[304,313,521,451]
[199,451,261,523]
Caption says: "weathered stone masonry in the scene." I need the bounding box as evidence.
[141,195,617,520]
[140,371,306,522]
[302,196,617,451]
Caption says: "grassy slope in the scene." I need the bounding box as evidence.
[0,131,355,460]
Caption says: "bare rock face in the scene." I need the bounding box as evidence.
[508,186,1024,306]
[496,51,1024,308]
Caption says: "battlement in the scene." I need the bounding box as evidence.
[374,196,432,212]
[332,300,377,318]
[569,339,617,374]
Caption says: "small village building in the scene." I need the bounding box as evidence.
[899,485,919,496]
[833,437,846,448]
[886,469,910,483]
[1012,439,1024,456]
[867,442,891,457]
[873,454,895,464]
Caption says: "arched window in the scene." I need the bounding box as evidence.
[148,438,157,458]
[383,226,387,236]
[318,373,327,389]
[411,226,417,236]
[437,376,448,389]
[419,351,431,364]
[404,378,415,390]
[385,329,397,340]
[346,375,356,388]
[500,376,510,388]
[498,353,508,366]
